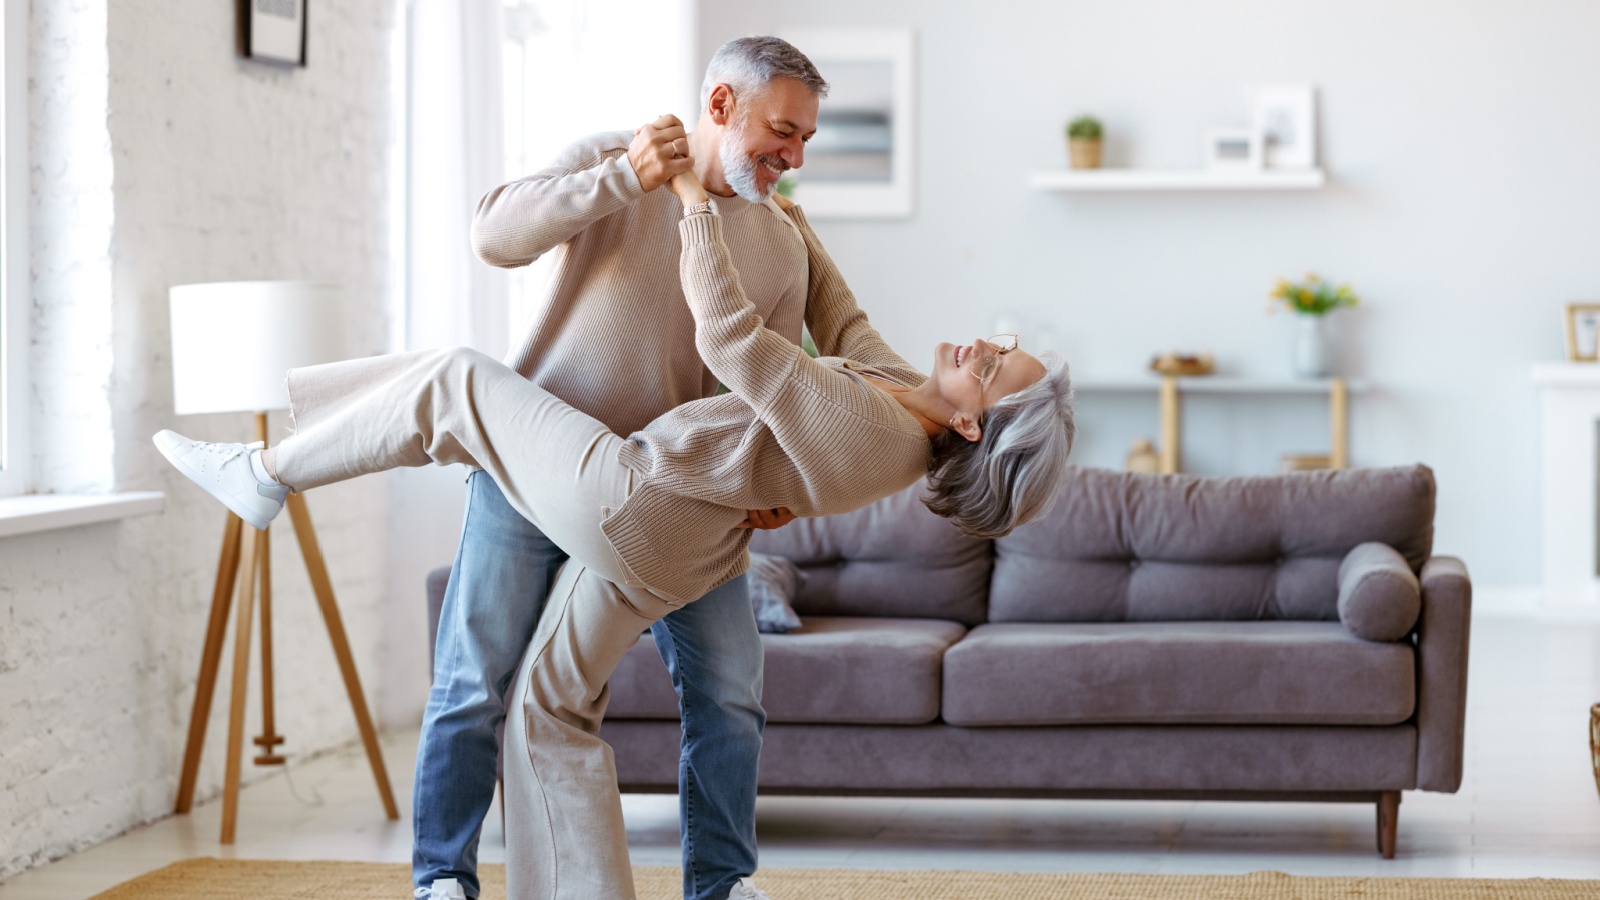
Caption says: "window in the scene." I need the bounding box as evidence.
[498,0,694,329]
[0,0,30,497]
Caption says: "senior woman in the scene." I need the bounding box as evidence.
[155,172,1074,899]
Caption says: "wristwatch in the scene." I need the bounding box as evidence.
[682,198,717,218]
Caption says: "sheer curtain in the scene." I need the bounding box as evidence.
[403,0,695,352]
[403,0,509,358]
[498,0,696,329]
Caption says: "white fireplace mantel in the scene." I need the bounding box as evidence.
[1532,363,1600,606]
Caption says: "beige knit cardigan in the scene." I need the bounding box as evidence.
[603,213,932,605]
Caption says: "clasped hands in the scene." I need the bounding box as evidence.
[629,114,711,204]
[628,114,694,193]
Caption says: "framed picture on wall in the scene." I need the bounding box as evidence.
[244,0,307,66]
[778,28,915,219]
[1564,302,1600,362]
[1253,85,1317,170]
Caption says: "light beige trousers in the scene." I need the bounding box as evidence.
[274,347,684,899]
[275,346,639,588]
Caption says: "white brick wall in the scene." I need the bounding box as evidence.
[1,0,404,880]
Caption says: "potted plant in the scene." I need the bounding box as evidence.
[1066,115,1103,169]
[1269,272,1360,378]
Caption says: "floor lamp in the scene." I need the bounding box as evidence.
[166,281,399,843]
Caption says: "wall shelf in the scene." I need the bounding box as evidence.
[1029,168,1327,192]
[1077,376,1367,395]
[1074,376,1365,474]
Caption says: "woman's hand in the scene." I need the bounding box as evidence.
[669,169,710,207]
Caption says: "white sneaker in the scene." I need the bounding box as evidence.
[153,430,288,531]
[728,877,771,900]
[414,878,467,900]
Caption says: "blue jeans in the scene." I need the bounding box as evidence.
[414,471,765,900]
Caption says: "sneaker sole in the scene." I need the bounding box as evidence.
[152,430,276,531]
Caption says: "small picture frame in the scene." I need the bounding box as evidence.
[1203,127,1261,171]
[244,0,307,67]
[1564,303,1600,362]
[1253,85,1317,170]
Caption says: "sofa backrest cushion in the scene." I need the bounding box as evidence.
[989,465,1435,623]
[750,483,992,625]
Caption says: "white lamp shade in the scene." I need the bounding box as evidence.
[169,281,348,415]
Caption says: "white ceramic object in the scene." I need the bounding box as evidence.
[1291,314,1328,379]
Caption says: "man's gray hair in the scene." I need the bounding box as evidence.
[700,35,829,111]
[923,354,1076,540]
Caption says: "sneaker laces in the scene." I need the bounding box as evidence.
[198,440,264,474]
[731,878,771,900]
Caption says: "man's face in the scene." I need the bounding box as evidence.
[716,77,819,203]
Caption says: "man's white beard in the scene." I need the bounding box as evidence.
[718,116,780,204]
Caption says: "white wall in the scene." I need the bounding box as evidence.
[700,0,1600,587]
[1,0,406,879]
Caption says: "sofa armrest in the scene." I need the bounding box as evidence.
[1415,556,1471,792]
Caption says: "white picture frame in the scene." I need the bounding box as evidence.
[1253,85,1317,170]
[246,0,307,67]
[1203,127,1261,171]
[779,28,915,219]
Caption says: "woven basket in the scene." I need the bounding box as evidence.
[1591,703,1600,801]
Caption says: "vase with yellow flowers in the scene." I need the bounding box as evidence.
[1270,273,1360,378]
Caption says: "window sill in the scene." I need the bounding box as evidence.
[0,491,165,538]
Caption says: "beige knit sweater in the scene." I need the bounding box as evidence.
[603,214,932,604]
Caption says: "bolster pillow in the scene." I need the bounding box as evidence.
[1337,542,1422,642]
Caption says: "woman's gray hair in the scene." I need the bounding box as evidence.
[700,36,829,110]
[923,353,1076,539]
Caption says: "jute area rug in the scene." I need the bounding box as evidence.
[87,858,1599,899]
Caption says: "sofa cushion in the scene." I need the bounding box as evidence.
[605,616,967,725]
[748,551,804,633]
[1338,542,1422,642]
[942,621,1415,727]
[989,465,1435,623]
[751,483,991,625]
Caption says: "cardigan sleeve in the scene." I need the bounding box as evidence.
[783,204,926,388]
[670,212,930,520]
[675,211,927,427]
[471,132,646,269]
[677,213,820,408]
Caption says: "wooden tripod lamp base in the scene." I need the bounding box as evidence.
[171,412,398,843]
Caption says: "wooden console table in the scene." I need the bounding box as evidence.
[1076,377,1364,475]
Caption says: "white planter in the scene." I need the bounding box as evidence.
[1291,314,1329,378]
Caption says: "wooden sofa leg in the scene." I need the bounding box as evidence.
[1377,790,1400,859]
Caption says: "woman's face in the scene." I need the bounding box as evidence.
[930,336,1047,419]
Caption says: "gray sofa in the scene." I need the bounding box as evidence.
[590,464,1470,859]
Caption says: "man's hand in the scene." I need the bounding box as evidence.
[629,114,693,193]
[740,507,797,530]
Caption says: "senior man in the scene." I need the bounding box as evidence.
[414,36,896,900]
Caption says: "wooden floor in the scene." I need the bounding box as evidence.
[2,611,1598,898]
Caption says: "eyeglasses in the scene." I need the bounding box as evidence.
[968,334,1019,392]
